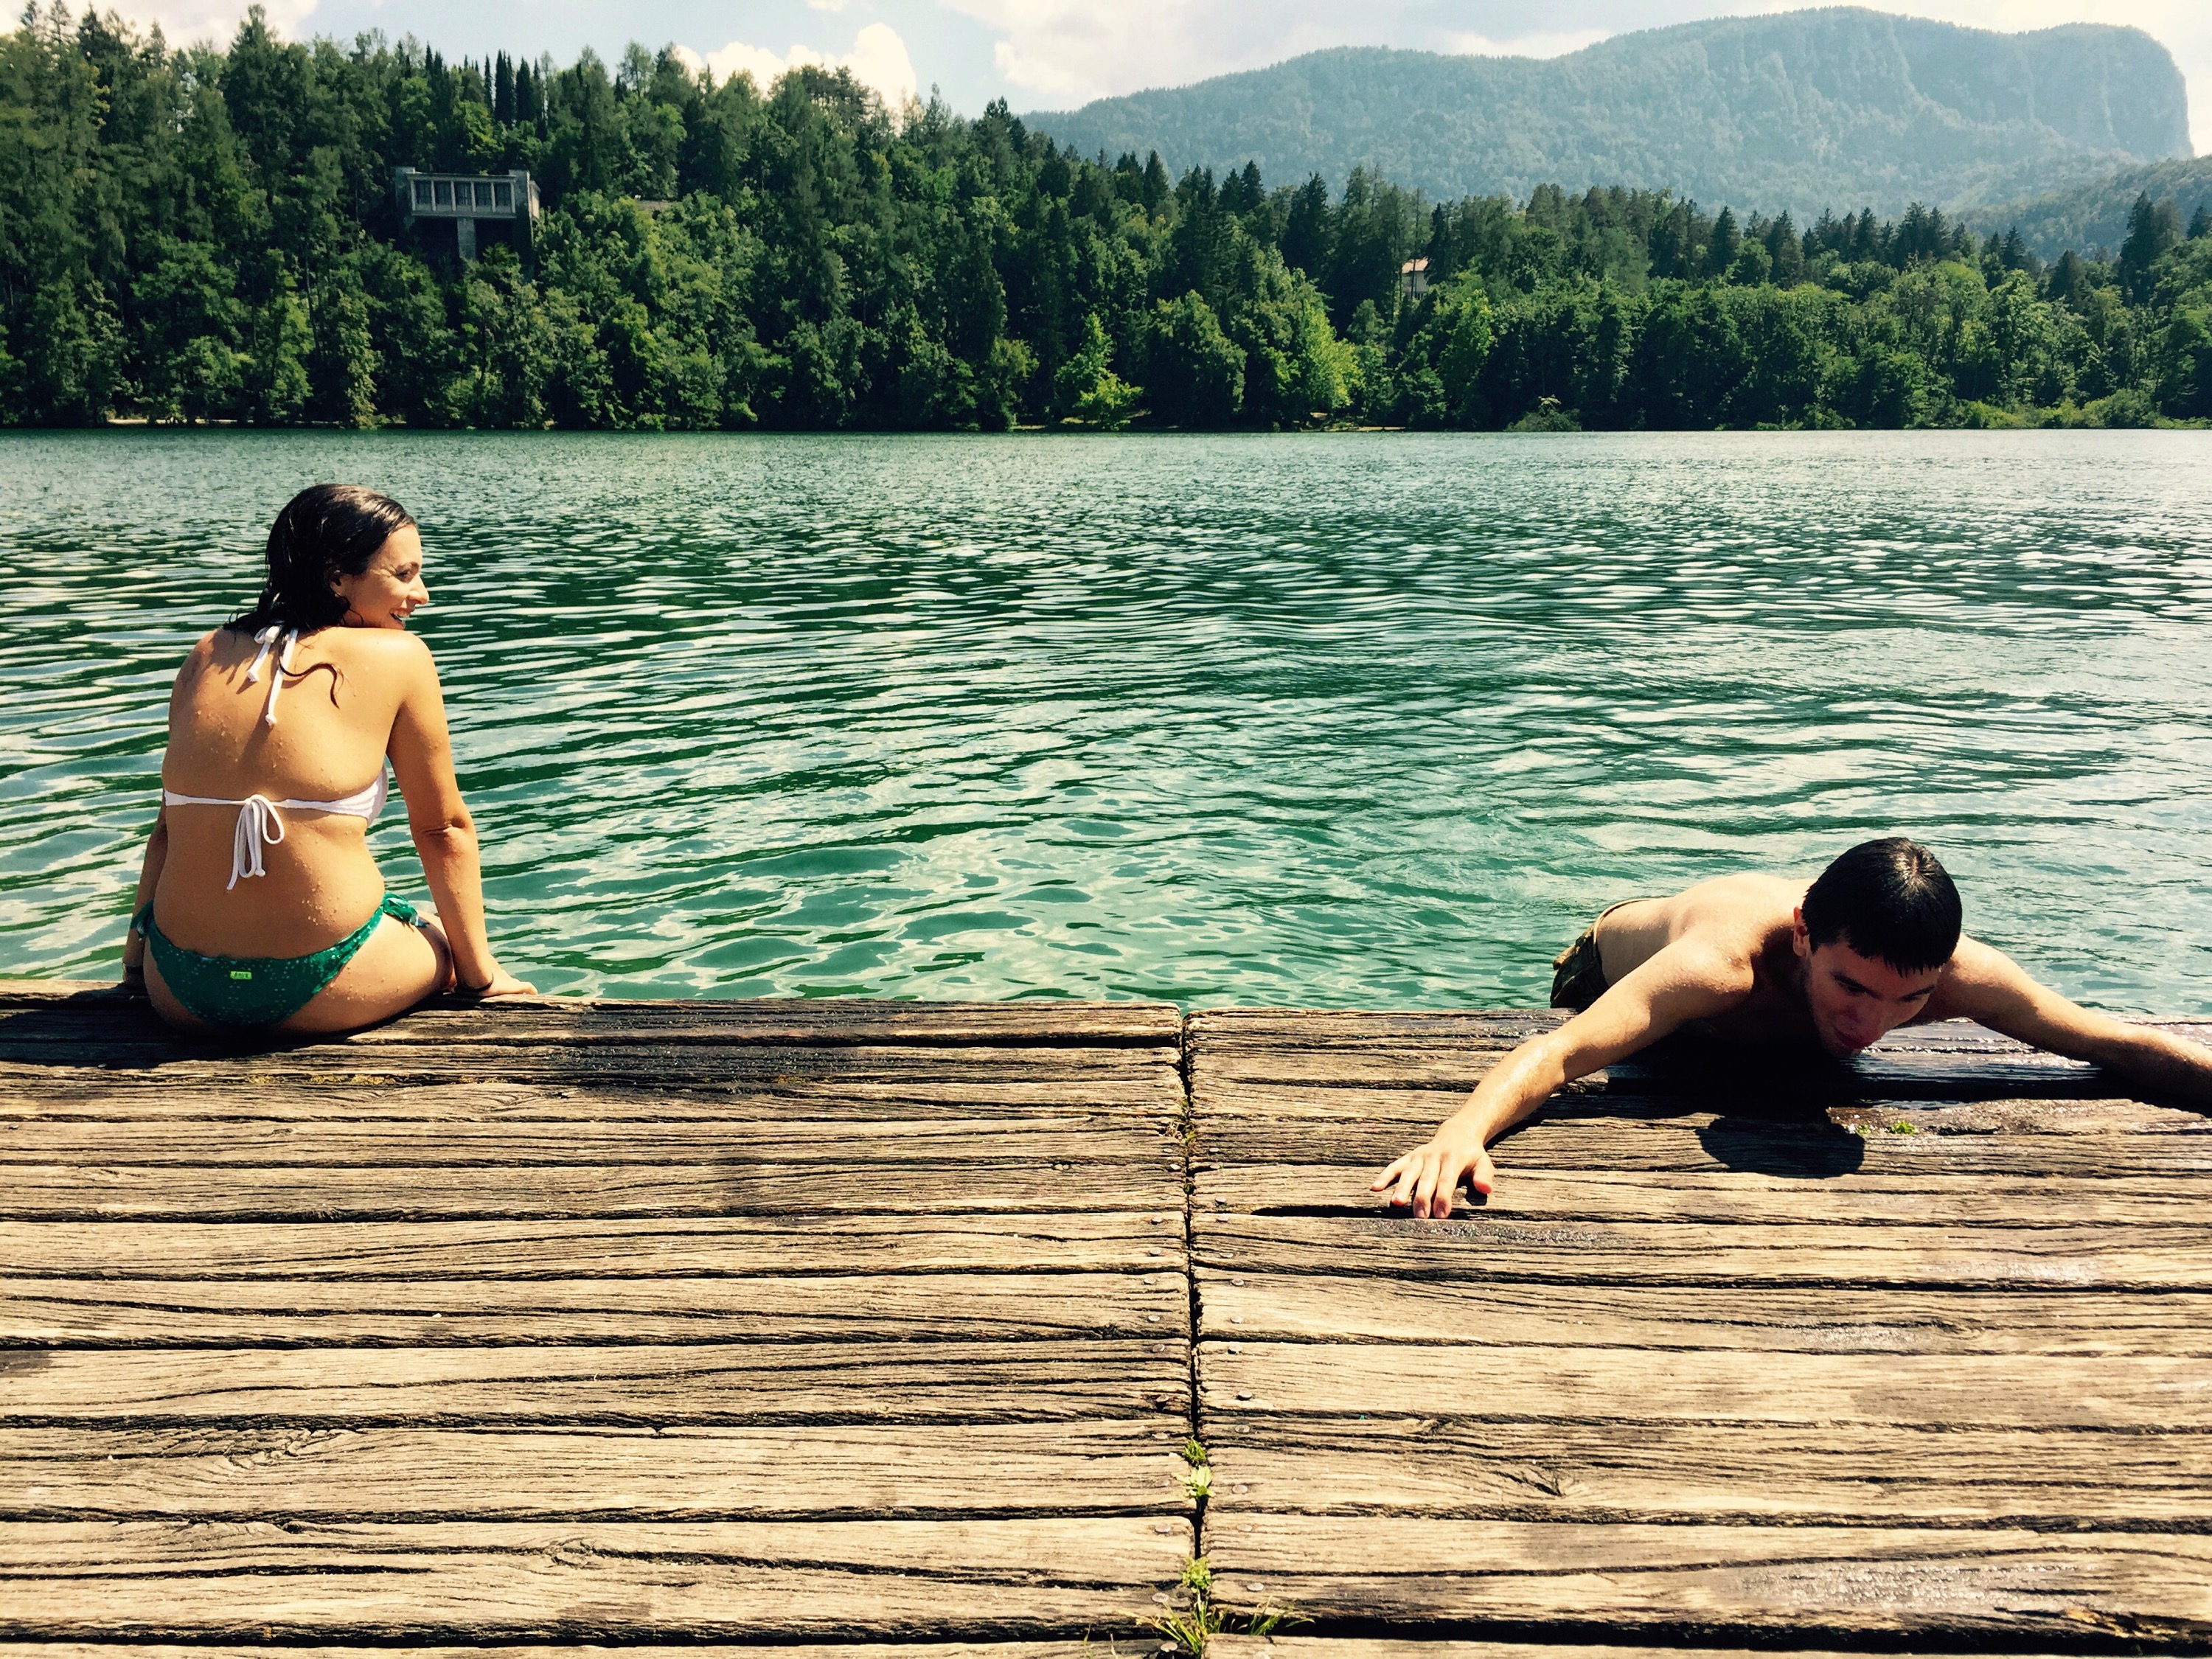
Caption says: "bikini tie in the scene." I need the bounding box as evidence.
[226,794,285,891]
[243,625,300,727]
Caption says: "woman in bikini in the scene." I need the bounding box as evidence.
[122,484,532,1033]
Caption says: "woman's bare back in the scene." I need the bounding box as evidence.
[156,626,416,959]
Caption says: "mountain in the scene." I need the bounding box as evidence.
[1965,157,2212,258]
[1024,7,2191,220]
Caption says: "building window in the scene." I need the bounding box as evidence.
[434,179,451,207]
[414,179,433,207]
[493,181,512,209]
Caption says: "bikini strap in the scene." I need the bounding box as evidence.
[223,795,286,890]
[243,625,300,727]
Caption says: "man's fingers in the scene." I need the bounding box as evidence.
[1411,1158,1441,1219]
[1430,1153,1460,1219]
[1390,1155,1427,1207]
[1380,1145,1497,1217]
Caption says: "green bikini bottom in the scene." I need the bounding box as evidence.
[138,894,423,1030]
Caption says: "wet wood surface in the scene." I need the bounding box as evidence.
[1186,1006,2212,1647]
[0,986,1192,1642]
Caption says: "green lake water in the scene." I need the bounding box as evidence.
[2,430,2207,1012]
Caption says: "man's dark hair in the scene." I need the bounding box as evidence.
[1801,838,1961,973]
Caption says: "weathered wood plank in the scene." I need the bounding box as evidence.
[1195,1342,2203,1429]
[0,1422,1194,1517]
[0,1517,1189,1638]
[1197,1514,2212,1639]
[1195,1046,2121,1099]
[0,1342,1191,1425]
[0,998,1186,1048]
[1186,1011,1564,1043]
[1186,1010,2208,1051]
[0,1074,1181,1120]
[0,1161,1182,1220]
[1201,1415,2212,1526]
[1196,1165,2212,1227]
[0,1119,1179,1166]
[1,1271,1186,1345]
[0,1045,1183,1088]
[1194,1079,2202,1131]
[1211,1640,2088,1659]
[1199,1214,2212,1288]
[1200,1100,2212,1175]
[4,1647,1116,1659]
[1195,1273,2212,1354]
[6,1646,1117,1659]
[0,1214,1184,1278]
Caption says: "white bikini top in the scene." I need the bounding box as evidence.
[161,625,391,890]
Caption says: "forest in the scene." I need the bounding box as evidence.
[4,4,2211,431]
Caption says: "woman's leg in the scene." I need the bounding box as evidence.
[142,953,212,1034]
[282,908,450,1035]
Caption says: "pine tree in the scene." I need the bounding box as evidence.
[2118,193,2180,303]
[1282,175,1330,276]
[1139,151,1170,217]
[1705,206,1740,279]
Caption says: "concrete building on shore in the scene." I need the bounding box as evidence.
[394,168,540,263]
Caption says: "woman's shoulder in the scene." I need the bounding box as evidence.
[176,628,228,681]
[315,625,436,671]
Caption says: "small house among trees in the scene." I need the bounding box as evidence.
[1400,257,1430,301]
[394,168,540,261]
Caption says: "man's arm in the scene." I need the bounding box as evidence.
[1371,940,1756,1217]
[1929,937,2212,1108]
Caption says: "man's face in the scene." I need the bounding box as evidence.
[1791,908,1947,1055]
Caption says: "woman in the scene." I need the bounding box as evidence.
[122,484,532,1032]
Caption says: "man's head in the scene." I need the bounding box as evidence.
[1792,838,1961,1054]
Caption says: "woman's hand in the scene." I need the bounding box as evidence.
[1371,1135,1496,1220]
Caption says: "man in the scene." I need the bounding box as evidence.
[1374,838,2212,1218]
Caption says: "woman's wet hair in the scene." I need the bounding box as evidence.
[1802,837,1961,973]
[229,484,416,636]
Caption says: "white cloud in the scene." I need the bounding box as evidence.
[100,0,317,48]
[945,0,1349,103]
[1444,29,1611,60]
[681,21,918,108]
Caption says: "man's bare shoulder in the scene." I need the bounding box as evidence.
[1917,934,2034,1022]
[1608,872,1801,961]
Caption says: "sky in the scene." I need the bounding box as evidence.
[111,0,2208,154]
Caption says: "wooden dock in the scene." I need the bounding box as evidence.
[1,984,2208,1655]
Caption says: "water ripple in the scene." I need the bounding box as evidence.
[1,429,2207,1010]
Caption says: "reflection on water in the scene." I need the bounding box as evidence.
[1,430,2207,1010]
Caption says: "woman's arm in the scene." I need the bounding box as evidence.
[383,636,533,997]
[120,807,170,990]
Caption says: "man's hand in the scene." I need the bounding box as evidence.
[1372,1137,1496,1220]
